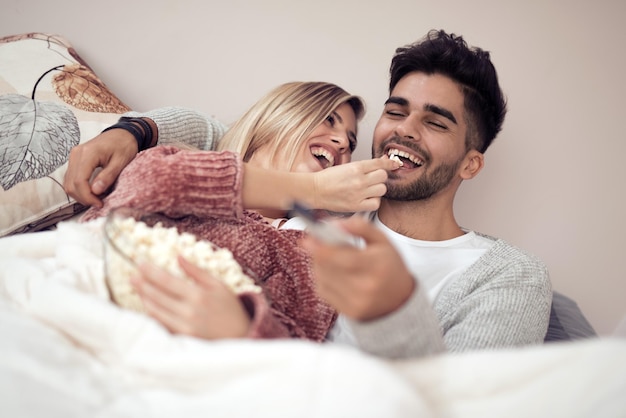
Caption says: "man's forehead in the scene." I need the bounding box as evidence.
[390,72,464,110]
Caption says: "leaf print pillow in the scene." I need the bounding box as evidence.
[0,33,131,236]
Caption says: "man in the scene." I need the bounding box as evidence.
[63,30,551,359]
[303,30,551,358]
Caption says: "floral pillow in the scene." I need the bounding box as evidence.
[0,33,130,236]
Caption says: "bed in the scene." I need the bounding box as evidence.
[1,34,625,418]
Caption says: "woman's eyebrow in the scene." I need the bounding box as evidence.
[332,110,343,124]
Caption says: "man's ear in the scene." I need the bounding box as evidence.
[459,150,484,180]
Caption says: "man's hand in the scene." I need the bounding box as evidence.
[63,129,139,208]
[131,256,251,339]
[301,216,415,321]
[311,157,400,213]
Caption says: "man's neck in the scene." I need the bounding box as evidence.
[377,197,464,241]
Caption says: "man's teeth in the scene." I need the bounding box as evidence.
[387,148,423,166]
[389,155,403,166]
[312,148,334,167]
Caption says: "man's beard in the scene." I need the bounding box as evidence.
[373,137,463,201]
[385,160,461,201]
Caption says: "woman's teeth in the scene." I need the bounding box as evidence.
[312,148,334,168]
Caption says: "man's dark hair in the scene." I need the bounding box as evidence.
[390,30,507,153]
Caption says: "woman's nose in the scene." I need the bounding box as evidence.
[331,135,350,153]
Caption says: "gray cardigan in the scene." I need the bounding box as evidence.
[125,107,552,359]
[345,237,552,358]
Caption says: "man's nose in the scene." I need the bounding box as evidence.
[395,117,418,140]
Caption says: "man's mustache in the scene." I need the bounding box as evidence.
[373,136,430,164]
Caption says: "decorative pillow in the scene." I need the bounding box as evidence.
[0,33,130,237]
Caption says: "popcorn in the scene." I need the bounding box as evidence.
[104,212,260,313]
[389,154,403,166]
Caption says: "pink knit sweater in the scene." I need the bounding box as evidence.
[83,146,336,341]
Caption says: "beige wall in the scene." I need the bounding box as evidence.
[2,0,625,335]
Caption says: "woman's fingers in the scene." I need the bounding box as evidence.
[130,258,251,339]
[312,157,398,212]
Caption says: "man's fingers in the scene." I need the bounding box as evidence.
[64,148,101,206]
[63,129,139,207]
[72,180,102,208]
[90,165,122,196]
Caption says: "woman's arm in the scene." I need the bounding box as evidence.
[83,145,401,222]
[242,157,399,213]
[81,146,244,221]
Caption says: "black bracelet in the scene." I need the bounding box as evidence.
[102,120,150,151]
[120,117,154,149]
[131,118,154,149]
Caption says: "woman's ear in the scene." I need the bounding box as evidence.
[460,150,484,180]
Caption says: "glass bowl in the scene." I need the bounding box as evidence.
[103,207,151,312]
[103,207,261,313]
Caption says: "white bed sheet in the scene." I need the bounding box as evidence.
[1,220,625,418]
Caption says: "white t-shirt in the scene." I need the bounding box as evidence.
[329,213,494,345]
[281,213,493,299]
[279,212,494,345]
[373,214,494,302]
[276,216,307,230]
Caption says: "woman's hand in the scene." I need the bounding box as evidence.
[131,256,251,339]
[63,129,139,208]
[311,157,400,213]
[241,157,399,213]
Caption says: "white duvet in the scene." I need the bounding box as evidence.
[1,220,624,418]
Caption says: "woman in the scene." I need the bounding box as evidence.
[82,81,399,342]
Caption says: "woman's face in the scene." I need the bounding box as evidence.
[249,102,358,173]
[290,102,358,173]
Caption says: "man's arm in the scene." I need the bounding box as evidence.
[306,229,551,359]
[436,242,552,351]
[63,107,226,207]
[300,216,448,359]
[64,127,139,208]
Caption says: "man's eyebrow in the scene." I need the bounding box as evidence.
[384,96,409,106]
[425,103,457,124]
[385,97,458,125]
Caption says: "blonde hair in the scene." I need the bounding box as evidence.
[216,82,364,169]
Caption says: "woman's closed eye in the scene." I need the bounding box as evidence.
[349,137,357,152]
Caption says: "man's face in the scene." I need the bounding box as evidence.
[372,72,469,201]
